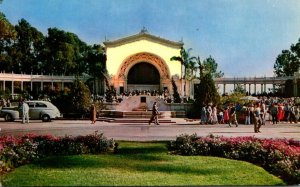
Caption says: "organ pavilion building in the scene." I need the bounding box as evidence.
[103,28,194,98]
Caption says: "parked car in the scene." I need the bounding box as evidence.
[0,100,62,122]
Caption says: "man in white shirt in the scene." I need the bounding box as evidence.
[21,100,30,124]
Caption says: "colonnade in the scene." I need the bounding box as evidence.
[0,73,90,95]
[215,76,293,95]
[220,83,274,95]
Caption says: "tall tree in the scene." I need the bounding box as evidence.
[70,78,91,113]
[86,44,107,94]
[194,56,224,79]
[194,73,220,108]
[0,13,16,72]
[193,55,221,115]
[274,38,300,77]
[13,19,45,74]
[0,13,16,40]
[171,78,181,103]
[203,56,224,78]
[170,47,196,96]
[44,28,88,75]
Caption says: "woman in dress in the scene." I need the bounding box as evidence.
[277,103,284,122]
[223,107,229,125]
[90,104,97,124]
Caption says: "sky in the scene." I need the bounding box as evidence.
[1,0,300,78]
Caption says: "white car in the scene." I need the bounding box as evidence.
[0,100,62,122]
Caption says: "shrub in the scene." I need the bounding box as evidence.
[168,134,300,185]
[0,132,115,175]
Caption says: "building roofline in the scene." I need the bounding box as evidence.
[103,32,184,48]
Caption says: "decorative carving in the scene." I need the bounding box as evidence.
[117,52,170,80]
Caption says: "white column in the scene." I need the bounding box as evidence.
[11,80,14,95]
[248,84,251,95]
[21,81,24,91]
[264,84,267,93]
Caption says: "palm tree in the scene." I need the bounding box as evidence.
[195,56,205,79]
[170,47,195,97]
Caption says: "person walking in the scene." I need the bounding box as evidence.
[206,104,213,124]
[277,103,284,122]
[90,104,97,124]
[260,101,266,125]
[200,105,207,124]
[270,103,278,124]
[149,102,160,125]
[212,105,218,124]
[223,107,229,124]
[253,103,262,133]
[21,100,30,124]
[244,105,251,125]
[228,106,238,127]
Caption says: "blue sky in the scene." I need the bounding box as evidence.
[1,0,300,78]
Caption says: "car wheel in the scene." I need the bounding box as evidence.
[42,114,50,122]
[4,113,14,122]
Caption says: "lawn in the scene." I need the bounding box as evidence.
[1,141,285,186]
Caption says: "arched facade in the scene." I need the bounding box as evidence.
[104,31,184,95]
[116,52,171,92]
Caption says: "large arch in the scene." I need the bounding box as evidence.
[116,52,171,92]
[117,52,170,79]
[127,62,160,84]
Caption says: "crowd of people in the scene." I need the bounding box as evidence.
[91,89,193,104]
[199,96,300,133]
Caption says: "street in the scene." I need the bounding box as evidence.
[1,118,300,141]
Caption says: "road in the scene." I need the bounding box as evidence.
[0,118,300,141]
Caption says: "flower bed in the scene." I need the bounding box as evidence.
[0,131,115,174]
[167,134,300,185]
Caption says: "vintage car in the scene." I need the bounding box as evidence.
[0,100,62,122]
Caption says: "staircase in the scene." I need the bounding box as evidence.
[98,117,176,124]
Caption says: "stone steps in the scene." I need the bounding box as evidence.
[97,117,175,123]
[101,110,185,118]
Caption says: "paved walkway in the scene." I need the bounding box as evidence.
[0,118,300,141]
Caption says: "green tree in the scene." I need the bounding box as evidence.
[13,19,45,74]
[170,47,196,96]
[194,73,220,107]
[194,56,224,79]
[203,56,224,78]
[44,28,88,75]
[193,56,221,116]
[0,13,16,72]
[274,38,300,77]
[0,13,16,39]
[70,78,91,114]
[171,78,181,103]
[86,44,107,94]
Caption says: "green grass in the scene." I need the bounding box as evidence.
[1,141,285,186]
